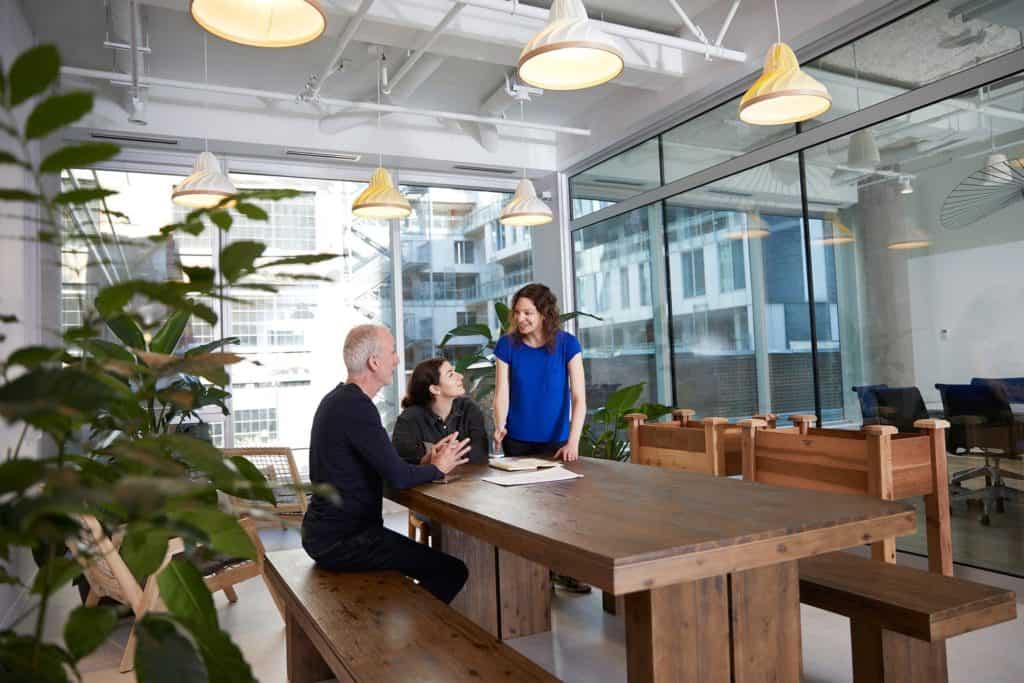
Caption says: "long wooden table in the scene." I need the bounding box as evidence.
[391,458,917,682]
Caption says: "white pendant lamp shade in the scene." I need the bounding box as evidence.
[517,0,624,91]
[847,129,881,169]
[172,151,237,209]
[739,42,831,125]
[726,211,770,240]
[500,179,553,226]
[815,214,854,246]
[190,0,326,48]
[352,167,412,220]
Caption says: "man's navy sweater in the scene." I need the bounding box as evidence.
[302,383,441,551]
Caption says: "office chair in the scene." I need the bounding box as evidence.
[852,383,889,424]
[870,386,928,433]
[971,377,1024,404]
[936,383,1022,525]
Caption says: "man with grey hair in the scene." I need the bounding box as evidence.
[302,324,471,603]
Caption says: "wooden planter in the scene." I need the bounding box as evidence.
[738,415,953,575]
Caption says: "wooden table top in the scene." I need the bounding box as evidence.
[390,459,917,594]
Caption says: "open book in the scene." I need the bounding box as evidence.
[488,457,562,471]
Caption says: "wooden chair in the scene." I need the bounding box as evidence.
[738,416,953,574]
[68,515,284,672]
[222,446,308,526]
[408,512,433,546]
[624,409,738,476]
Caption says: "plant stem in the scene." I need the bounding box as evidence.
[10,422,29,460]
[31,544,55,670]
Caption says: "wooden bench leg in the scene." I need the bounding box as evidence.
[223,585,239,603]
[850,618,949,683]
[624,576,731,682]
[287,610,340,683]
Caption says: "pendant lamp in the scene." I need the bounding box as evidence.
[725,211,770,240]
[888,215,930,251]
[501,100,552,226]
[172,152,237,208]
[352,51,411,220]
[847,129,880,169]
[190,0,326,48]
[173,35,236,209]
[517,0,624,91]
[898,175,914,195]
[814,213,854,246]
[739,1,830,125]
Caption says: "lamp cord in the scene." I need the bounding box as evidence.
[520,99,526,180]
[203,33,209,153]
[377,51,383,169]
[774,0,781,44]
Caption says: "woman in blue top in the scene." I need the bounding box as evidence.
[493,283,587,462]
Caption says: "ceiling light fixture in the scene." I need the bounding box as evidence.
[172,34,236,208]
[738,0,831,125]
[844,44,879,170]
[814,212,854,246]
[898,175,913,195]
[725,211,770,240]
[190,0,326,48]
[501,99,553,226]
[352,51,411,220]
[517,0,624,91]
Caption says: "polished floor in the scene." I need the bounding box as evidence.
[49,512,1022,682]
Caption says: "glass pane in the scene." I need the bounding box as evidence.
[665,155,825,420]
[570,138,661,219]
[662,96,793,183]
[572,205,671,414]
[397,186,527,376]
[805,71,1024,576]
[805,3,1023,128]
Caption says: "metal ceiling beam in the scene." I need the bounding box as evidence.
[302,0,375,101]
[382,1,464,95]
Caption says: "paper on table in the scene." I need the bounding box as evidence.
[488,457,561,471]
[482,467,583,486]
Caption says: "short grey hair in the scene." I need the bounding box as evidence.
[344,324,389,375]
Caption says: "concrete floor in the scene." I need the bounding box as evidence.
[58,513,1024,682]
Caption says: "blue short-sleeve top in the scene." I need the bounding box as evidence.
[494,330,582,443]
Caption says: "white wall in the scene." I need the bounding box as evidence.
[909,241,1024,404]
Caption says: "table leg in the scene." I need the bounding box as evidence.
[851,618,949,683]
[287,610,341,683]
[498,548,551,639]
[730,560,802,682]
[624,575,731,682]
[439,524,500,636]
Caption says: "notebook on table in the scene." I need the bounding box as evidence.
[488,457,562,471]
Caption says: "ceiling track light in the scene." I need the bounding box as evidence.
[517,0,624,91]
[190,0,326,48]
[739,0,831,125]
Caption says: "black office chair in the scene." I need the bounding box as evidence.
[971,377,1024,404]
[936,383,1022,525]
[852,383,888,424]
[869,386,928,433]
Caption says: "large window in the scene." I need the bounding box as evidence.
[570,138,661,219]
[397,185,527,371]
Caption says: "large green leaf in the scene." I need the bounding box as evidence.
[604,383,645,421]
[208,210,231,230]
[0,150,27,168]
[226,455,275,508]
[30,555,81,595]
[96,281,218,325]
[149,308,191,354]
[135,615,209,683]
[120,524,175,579]
[560,310,603,323]
[495,300,511,328]
[25,91,93,139]
[173,616,256,683]
[219,241,265,282]
[40,142,120,174]
[184,336,239,357]
[259,253,339,268]
[0,632,74,683]
[0,459,46,495]
[158,558,217,629]
[439,323,493,348]
[78,337,137,363]
[170,509,255,560]
[64,605,118,661]
[103,313,146,349]
[182,266,215,288]
[0,367,127,423]
[5,345,66,368]
[0,188,41,202]
[52,187,117,205]
[233,202,266,220]
[232,188,300,201]
[8,44,59,107]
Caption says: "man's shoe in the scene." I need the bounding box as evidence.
[552,573,591,594]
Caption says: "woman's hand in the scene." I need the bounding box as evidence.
[492,426,507,454]
[553,440,579,462]
[429,432,471,474]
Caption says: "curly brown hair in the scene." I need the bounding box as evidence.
[509,283,561,352]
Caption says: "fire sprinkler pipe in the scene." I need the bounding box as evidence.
[61,66,592,136]
[383,1,466,96]
[304,0,376,101]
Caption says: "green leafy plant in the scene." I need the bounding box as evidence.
[0,45,339,682]
[579,383,672,461]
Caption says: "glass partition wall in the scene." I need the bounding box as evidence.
[568,2,1024,577]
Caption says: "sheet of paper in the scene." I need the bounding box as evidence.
[482,467,583,486]
[488,457,562,471]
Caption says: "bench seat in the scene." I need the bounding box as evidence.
[799,551,1017,682]
[264,549,558,683]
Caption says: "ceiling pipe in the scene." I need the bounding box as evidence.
[460,0,746,63]
[62,65,591,136]
[302,0,375,101]
[382,1,465,96]
[715,0,742,48]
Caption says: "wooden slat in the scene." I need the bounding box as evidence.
[755,456,867,495]
[633,447,715,474]
[731,560,802,683]
[755,429,868,460]
[497,549,551,639]
[639,426,705,452]
[799,552,1017,641]
[439,524,499,636]
[265,550,557,682]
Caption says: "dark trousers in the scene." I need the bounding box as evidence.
[305,525,468,604]
[502,436,567,457]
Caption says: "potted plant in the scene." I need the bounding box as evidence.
[580,382,672,461]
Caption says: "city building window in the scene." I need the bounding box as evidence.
[719,240,746,293]
[233,408,278,445]
[454,240,475,264]
[681,249,705,298]
[456,311,477,326]
[638,262,651,306]
[619,267,630,308]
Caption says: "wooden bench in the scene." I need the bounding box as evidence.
[800,551,1016,683]
[263,549,558,683]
